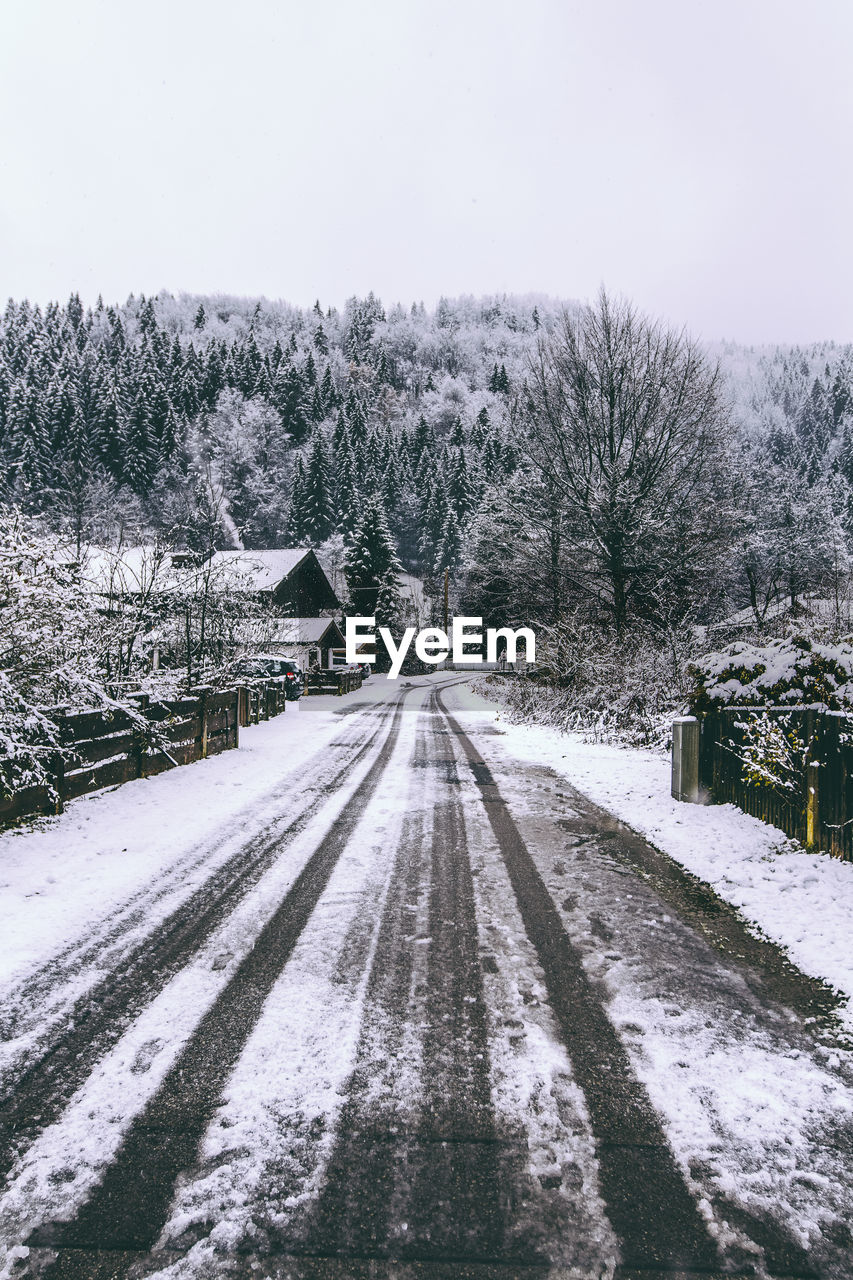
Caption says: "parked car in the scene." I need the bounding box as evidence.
[233,653,304,700]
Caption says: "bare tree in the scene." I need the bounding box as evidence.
[522,289,728,637]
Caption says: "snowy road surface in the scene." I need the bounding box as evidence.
[1,675,852,1279]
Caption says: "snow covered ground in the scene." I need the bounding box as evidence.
[0,675,401,993]
[1,672,852,1277]
[2,670,851,1015]
[453,676,853,1020]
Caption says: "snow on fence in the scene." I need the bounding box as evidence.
[697,706,853,860]
[0,677,290,828]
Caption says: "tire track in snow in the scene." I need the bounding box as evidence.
[0,697,391,1054]
[436,691,735,1278]
[0,695,402,1188]
[22,690,420,1279]
[456,741,849,1275]
[274,691,547,1274]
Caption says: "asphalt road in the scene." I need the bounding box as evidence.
[1,676,851,1280]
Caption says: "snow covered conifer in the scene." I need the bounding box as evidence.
[434,507,463,576]
[345,495,402,616]
[285,455,309,544]
[333,433,361,539]
[301,430,334,544]
[375,567,403,630]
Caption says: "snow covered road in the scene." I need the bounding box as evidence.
[0,675,852,1279]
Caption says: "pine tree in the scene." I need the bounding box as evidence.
[320,364,335,409]
[418,473,450,576]
[449,416,465,449]
[285,455,309,544]
[381,457,403,513]
[448,445,476,522]
[201,343,224,407]
[389,481,421,572]
[375,568,403,633]
[333,409,349,451]
[410,416,433,466]
[434,507,463,576]
[8,381,52,499]
[273,364,311,443]
[122,391,156,494]
[346,393,368,445]
[470,407,490,449]
[138,296,158,337]
[269,339,285,372]
[333,433,361,539]
[345,496,403,616]
[67,292,84,331]
[301,431,334,543]
[194,303,207,330]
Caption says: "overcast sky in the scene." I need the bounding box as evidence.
[1,0,851,344]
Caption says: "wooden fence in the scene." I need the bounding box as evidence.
[305,669,364,696]
[699,705,853,860]
[1,667,367,828]
[0,677,284,827]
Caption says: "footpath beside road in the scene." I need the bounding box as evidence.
[0,675,851,1279]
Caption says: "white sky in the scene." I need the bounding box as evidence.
[1,0,851,344]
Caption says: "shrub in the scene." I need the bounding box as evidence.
[689,636,853,711]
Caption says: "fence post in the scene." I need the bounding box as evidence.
[129,693,150,778]
[52,708,67,813]
[671,716,700,803]
[232,689,240,749]
[807,761,820,848]
[197,690,209,758]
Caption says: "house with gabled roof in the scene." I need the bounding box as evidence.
[206,549,340,615]
[263,617,347,669]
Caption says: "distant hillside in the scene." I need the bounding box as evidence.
[1,289,852,623]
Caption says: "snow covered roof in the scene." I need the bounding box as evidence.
[76,545,330,599]
[80,546,178,595]
[267,617,343,644]
[206,549,312,591]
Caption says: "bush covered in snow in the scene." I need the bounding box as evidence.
[0,673,62,800]
[689,636,853,710]
[0,509,155,800]
[484,617,691,748]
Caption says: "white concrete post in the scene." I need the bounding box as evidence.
[672,716,700,803]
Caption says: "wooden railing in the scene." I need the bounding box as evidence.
[1,668,369,828]
[698,705,853,860]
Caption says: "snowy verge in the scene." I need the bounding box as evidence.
[446,678,853,1013]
